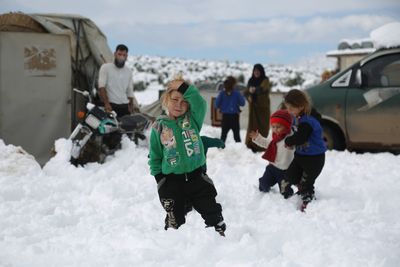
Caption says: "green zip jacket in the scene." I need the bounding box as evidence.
[148,83,207,177]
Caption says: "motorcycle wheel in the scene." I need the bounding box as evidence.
[71,138,102,166]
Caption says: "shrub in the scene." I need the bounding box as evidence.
[134,81,147,91]
[285,73,304,87]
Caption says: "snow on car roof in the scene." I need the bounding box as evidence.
[371,21,400,49]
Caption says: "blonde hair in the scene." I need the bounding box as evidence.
[171,72,184,81]
[160,90,173,112]
[161,73,187,112]
[284,89,312,115]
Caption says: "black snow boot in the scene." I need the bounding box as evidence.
[280,179,294,199]
[299,192,315,212]
[214,221,226,237]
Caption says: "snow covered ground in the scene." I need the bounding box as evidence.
[1,125,400,266]
[1,22,400,265]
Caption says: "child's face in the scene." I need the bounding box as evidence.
[271,122,287,135]
[166,90,188,118]
[285,103,303,117]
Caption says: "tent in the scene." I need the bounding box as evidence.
[0,12,113,165]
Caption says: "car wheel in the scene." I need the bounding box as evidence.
[322,124,345,151]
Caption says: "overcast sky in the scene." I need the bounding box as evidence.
[1,0,399,64]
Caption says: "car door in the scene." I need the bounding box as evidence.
[345,52,400,149]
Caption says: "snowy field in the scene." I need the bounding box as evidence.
[1,22,400,266]
[1,125,400,267]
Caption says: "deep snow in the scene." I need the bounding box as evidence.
[1,21,400,266]
[1,125,400,266]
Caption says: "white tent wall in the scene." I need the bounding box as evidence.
[29,13,113,81]
[0,12,114,165]
[0,32,71,165]
[27,14,114,128]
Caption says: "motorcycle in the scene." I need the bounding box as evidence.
[69,88,151,166]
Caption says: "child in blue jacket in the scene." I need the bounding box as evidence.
[215,76,245,143]
[280,89,327,211]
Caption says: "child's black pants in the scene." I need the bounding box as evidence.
[221,113,241,142]
[157,167,223,228]
[285,153,325,195]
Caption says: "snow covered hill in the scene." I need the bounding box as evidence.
[1,126,399,267]
[129,54,337,94]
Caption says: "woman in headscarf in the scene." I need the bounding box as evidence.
[244,64,271,152]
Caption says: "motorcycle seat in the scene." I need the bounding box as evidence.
[119,113,149,132]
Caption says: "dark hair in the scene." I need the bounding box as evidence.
[284,89,311,115]
[252,63,266,78]
[223,76,236,92]
[248,63,266,87]
[115,44,128,53]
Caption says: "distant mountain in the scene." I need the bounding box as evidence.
[127,54,336,93]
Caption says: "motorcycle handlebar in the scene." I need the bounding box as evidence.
[73,88,92,103]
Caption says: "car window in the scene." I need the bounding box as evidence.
[332,69,352,87]
[361,53,400,87]
[381,60,400,86]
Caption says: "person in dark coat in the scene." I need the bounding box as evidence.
[244,64,271,152]
[215,76,245,143]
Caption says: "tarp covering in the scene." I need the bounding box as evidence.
[0,12,114,165]
[0,12,113,88]
[28,13,113,85]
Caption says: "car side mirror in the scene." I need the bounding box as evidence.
[355,69,362,87]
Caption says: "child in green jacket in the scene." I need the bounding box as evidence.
[148,78,226,236]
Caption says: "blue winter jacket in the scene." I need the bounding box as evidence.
[296,115,327,155]
[285,109,327,156]
[215,89,245,114]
